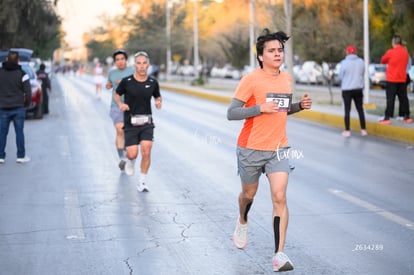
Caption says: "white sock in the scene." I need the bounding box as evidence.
[139,173,147,184]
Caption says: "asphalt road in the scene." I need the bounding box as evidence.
[0,73,413,275]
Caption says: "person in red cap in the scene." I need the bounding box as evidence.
[379,35,412,124]
[346,45,356,55]
[338,45,367,137]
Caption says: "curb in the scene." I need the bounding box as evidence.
[160,84,231,104]
[160,84,414,144]
[292,111,414,144]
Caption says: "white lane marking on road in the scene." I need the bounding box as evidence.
[329,189,414,230]
[64,190,85,240]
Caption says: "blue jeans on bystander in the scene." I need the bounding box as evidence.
[0,107,26,159]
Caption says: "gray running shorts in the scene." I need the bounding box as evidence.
[124,124,154,147]
[237,146,290,184]
[110,105,124,124]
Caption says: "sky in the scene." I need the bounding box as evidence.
[57,0,124,48]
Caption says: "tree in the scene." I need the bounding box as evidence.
[86,0,414,68]
[218,29,250,69]
[85,25,117,63]
[289,0,364,63]
[92,0,192,66]
[0,0,62,59]
[370,0,414,61]
[123,2,169,65]
[195,0,251,67]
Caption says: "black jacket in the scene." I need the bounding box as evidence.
[0,61,32,109]
[36,69,51,92]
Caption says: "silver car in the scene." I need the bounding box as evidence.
[296,61,325,85]
[368,63,387,88]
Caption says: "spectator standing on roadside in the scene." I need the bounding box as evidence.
[0,51,32,164]
[36,63,51,114]
[379,35,412,124]
[93,62,105,99]
[227,29,312,272]
[114,51,162,192]
[106,49,135,171]
[338,45,367,137]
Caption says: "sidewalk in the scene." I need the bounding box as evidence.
[159,80,414,144]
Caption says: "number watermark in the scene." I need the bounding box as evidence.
[352,244,384,252]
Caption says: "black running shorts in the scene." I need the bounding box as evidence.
[124,124,154,147]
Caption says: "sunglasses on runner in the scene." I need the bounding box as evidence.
[134,51,149,58]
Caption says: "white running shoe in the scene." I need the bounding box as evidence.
[232,217,248,249]
[16,156,30,163]
[125,159,135,176]
[0,158,5,164]
[361,130,368,136]
[272,252,294,272]
[137,182,149,192]
[342,130,351,137]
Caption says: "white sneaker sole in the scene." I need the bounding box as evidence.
[137,186,149,192]
[16,158,30,163]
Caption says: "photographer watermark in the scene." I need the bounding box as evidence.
[276,143,304,161]
[193,129,222,146]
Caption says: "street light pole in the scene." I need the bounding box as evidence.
[363,0,371,105]
[193,0,199,79]
[166,0,172,81]
[284,0,293,82]
[249,0,255,69]
[192,0,222,80]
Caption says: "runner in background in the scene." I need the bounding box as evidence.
[106,50,134,171]
[93,62,104,99]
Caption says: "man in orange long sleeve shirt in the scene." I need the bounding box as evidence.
[379,35,412,124]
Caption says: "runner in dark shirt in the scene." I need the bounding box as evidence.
[114,51,162,192]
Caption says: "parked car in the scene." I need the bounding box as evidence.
[279,63,301,83]
[223,66,241,79]
[292,64,302,83]
[241,65,254,78]
[21,63,44,119]
[331,62,342,86]
[296,61,325,85]
[0,48,43,119]
[368,63,386,88]
[210,65,241,79]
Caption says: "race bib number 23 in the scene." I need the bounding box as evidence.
[266,93,292,112]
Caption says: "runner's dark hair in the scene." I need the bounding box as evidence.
[113,49,128,60]
[256,29,289,68]
[392,35,402,45]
